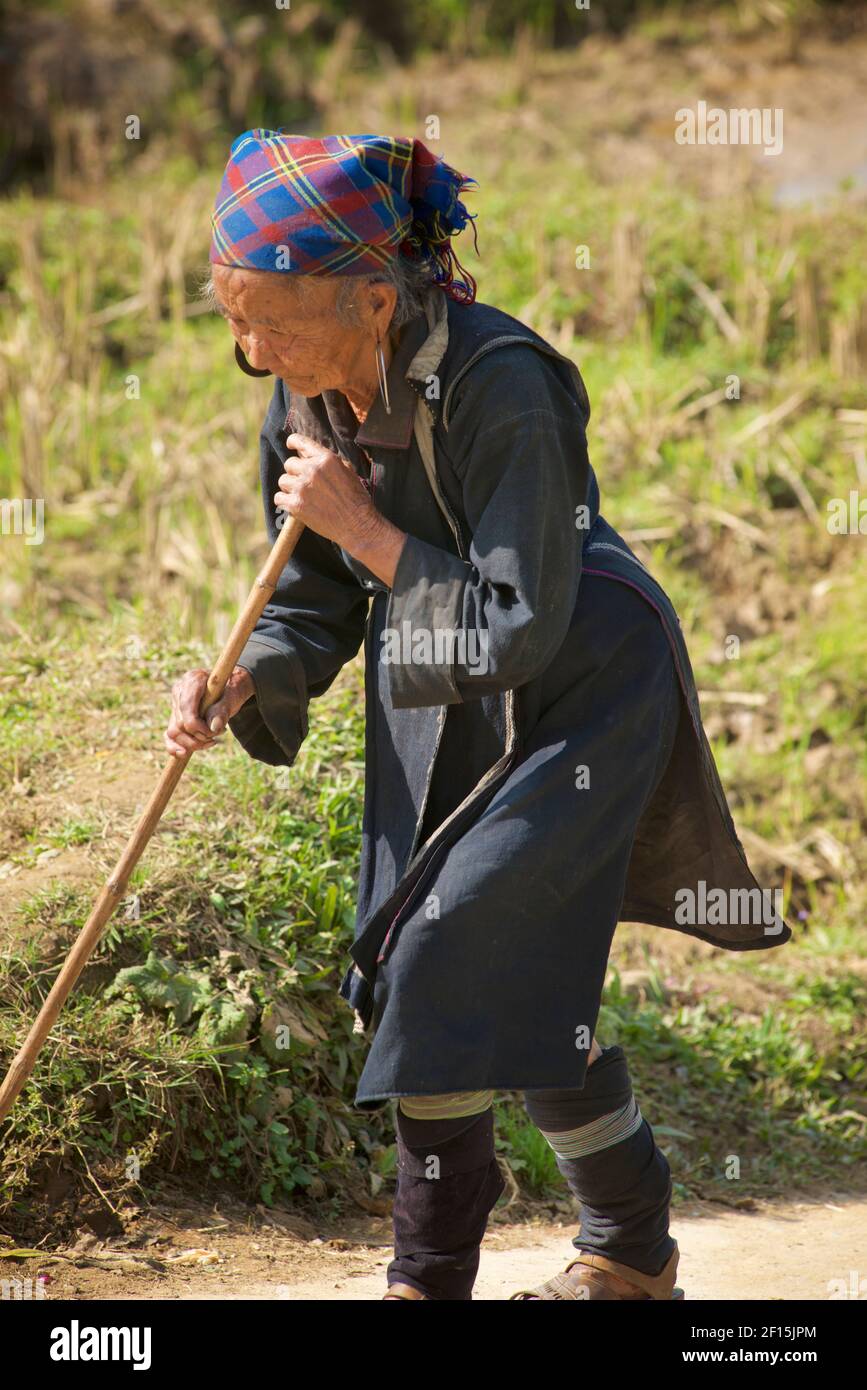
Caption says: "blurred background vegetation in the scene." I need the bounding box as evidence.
[0,0,865,1241]
[3,0,866,189]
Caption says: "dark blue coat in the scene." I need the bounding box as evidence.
[229,293,791,1107]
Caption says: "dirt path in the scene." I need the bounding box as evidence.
[197,1201,867,1301]
[22,1195,866,1302]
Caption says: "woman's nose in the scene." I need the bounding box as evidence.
[245,333,270,368]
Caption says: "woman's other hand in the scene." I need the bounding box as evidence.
[165,665,255,758]
[276,432,378,551]
[277,432,407,586]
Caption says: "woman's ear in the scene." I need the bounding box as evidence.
[366,280,399,336]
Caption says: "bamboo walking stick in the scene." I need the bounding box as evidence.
[0,513,306,1124]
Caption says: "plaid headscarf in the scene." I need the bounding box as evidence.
[210,131,479,303]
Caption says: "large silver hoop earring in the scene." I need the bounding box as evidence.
[375,335,391,416]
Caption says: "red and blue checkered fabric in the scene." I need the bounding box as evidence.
[210,131,478,301]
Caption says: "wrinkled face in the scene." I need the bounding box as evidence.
[210,264,395,397]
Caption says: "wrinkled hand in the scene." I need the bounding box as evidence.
[165,666,255,758]
[275,433,382,552]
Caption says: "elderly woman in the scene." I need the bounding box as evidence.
[166,131,790,1301]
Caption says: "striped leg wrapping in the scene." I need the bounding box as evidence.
[539,1096,644,1159]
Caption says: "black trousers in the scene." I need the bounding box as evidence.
[387,1046,674,1300]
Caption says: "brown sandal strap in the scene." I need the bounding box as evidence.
[510,1243,679,1301]
[569,1243,679,1299]
[510,1269,589,1300]
[534,1272,583,1300]
[384,1281,429,1300]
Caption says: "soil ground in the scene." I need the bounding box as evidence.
[7,1192,865,1301]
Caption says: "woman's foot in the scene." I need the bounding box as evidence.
[510,1243,683,1300]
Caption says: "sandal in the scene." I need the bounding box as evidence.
[383,1282,429,1300]
[510,1242,684,1300]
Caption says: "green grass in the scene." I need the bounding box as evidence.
[0,630,383,1234]
[497,962,867,1201]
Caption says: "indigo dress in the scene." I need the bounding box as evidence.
[229,291,791,1107]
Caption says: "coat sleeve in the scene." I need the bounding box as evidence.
[384,346,591,708]
[228,384,370,766]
